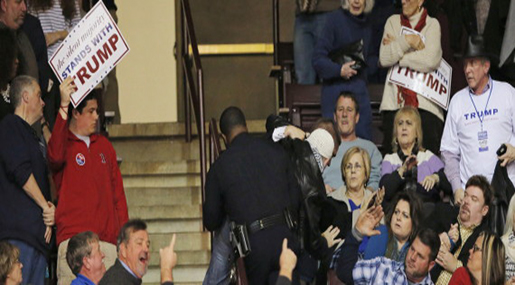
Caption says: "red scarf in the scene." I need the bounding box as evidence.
[397,8,428,108]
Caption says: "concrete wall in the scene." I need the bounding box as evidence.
[117,0,177,123]
[115,1,295,124]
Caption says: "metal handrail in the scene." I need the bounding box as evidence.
[180,0,207,196]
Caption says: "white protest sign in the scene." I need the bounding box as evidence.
[387,27,452,110]
[49,1,129,107]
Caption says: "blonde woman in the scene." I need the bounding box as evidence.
[449,231,505,285]
[380,106,451,204]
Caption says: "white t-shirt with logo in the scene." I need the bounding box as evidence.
[441,80,515,188]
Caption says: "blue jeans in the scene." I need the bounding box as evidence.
[203,219,233,285]
[294,12,329,84]
[7,239,47,285]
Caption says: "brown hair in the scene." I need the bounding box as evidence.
[0,242,20,284]
[473,231,505,285]
[66,231,100,276]
[28,0,78,22]
[311,118,341,155]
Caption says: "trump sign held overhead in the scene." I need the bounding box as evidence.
[49,1,129,107]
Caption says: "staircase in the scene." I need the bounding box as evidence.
[108,120,266,285]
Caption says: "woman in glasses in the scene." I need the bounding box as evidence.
[0,242,23,285]
[449,231,505,285]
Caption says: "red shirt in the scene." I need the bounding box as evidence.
[449,267,473,285]
[48,114,128,245]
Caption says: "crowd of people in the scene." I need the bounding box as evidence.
[202,0,515,284]
[2,0,515,284]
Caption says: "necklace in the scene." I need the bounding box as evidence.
[1,84,10,103]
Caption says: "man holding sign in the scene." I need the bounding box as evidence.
[47,77,128,285]
[378,0,444,155]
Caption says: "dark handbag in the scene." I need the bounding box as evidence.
[297,0,318,13]
[489,160,515,236]
[328,39,367,74]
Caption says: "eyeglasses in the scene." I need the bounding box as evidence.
[345,163,363,172]
[472,244,482,253]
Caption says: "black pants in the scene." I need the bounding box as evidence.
[381,109,443,155]
[245,226,300,284]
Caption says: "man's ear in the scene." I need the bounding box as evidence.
[22,90,29,103]
[484,60,491,74]
[0,0,7,13]
[119,242,127,259]
[82,256,92,271]
[481,205,489,217]
[355,112,360,124]
[428,260,436,272]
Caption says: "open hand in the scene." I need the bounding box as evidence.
[322,225,342,248]
[355,205,384,237]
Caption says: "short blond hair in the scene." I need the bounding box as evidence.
[342,0,375,14]
[392,106,424,152]
[341,146,371,185]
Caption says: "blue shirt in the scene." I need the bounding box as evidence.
[71,274,95,285]
[353,256,433,285]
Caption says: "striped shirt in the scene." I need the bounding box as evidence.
[353,256,433,285]
[28,0,81,58]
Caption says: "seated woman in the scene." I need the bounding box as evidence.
[362,191,422,261]
[503,195,515,281]
[329,146,374,227]
[449,231,505,285]
[380,106,451,204]
[0,241,23,285]
[379,0,443,155]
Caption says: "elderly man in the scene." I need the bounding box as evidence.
[66,231,106,285]
[426,175,492,284]
[441,35,515,205]
[98,219,177,285]
[0,0,38,79]
[336,204,440,284]
[323,92,382,192]
[47,78,129,285]
[0,75,54,285]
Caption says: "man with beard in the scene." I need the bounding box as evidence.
[336,204,440,284]
[426,175,492,284]
[322,92,382,192]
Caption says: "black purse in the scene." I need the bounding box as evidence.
[328,39,367,74]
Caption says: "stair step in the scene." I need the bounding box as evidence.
[109,120,266,139]
[120,160,201,176]
[149,232,210,252]
[123,175,201,188]
[129,205,202,220]
[148,250,210,267]
[146,219,203,234]
[113,139,200,162]
[142,266,208,283]
[125,187,201,206]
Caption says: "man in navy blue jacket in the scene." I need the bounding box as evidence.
[0,76,55,285]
